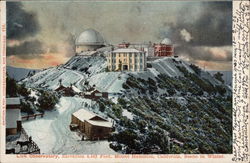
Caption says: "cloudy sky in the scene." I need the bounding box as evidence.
[6,1,232,70]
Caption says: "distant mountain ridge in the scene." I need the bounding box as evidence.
[7,66,40,81]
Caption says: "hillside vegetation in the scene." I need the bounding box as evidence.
[21,53,232,154]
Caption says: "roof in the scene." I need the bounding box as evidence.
[112,48,142,53]
[73,109,97,122]
[55,85,66,91]
[161,38,172,45]
[76,29,105,45]
[72,109,112,128]
[6,109,21,128]
[87,120,112,128]
[6,97,20,105]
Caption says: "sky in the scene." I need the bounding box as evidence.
[6,1,232,71]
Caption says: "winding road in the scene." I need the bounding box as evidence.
[22,97,117,154]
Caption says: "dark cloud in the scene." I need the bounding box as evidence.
[159,1,232,47]
[175,45,232,62]
[7,40,46,59]
[157,1,232,63]
[7,2,40,39]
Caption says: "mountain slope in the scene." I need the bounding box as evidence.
[21,51,232,154]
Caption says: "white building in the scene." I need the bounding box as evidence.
[75,29,105,54]
[6,97,22,135]
[107,48,146,72]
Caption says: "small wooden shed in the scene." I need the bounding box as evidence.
[83,89,108,101]
[6,97,22,135]
[71,109,112,140]
[55,84,75,96]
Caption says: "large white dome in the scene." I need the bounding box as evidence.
[161,38,172,45]
[76,29,105,45]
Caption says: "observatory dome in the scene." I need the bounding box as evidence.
[75,29,105,53]
[161,38,172,45]
[76,29,105,45]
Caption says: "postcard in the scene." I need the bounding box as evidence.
[0,0,249,163]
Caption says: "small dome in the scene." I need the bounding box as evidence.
[76,29,105,45]
[161,38,172,45]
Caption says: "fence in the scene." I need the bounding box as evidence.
[21,113,44,121]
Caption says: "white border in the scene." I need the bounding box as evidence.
[0,1,249,163]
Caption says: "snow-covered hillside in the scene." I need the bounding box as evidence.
[20,50,232,154]
[22,52,222,94]
[22,97,117,154]
[7,66,40,81]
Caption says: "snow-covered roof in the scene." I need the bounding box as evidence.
[112,48,142,53]
[73,109,96,122]
[6,109,21,128]
[161,38,172,45]
[87,120,112,128]
[6,97,20,105]
[72,109,112,128]
[76,29,105,45]
[72,85,81,93]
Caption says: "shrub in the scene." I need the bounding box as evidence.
[118,98,127,107]
[38,90,59,110]
[213,72,224,84]
[215,85,226,96]
[6,74,18,97]
[190,64,201,75]
[122,83,129,89]
[20,101,34,114]
[147,63,152,68]
[72,66,77,70]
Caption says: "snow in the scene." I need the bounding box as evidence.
[29,89,39,105]
[113,48,141,53]
[6,109,21,128]
[73,109,96,122]
[72,85,81,93]
[23,68,85,90]
[22,97,117,154]
[6,97,20,105]
[148,68,160,76]
[87,120,112,128]
[89,72,127,93]
[122,109,134,120]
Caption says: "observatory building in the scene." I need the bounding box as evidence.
[75,29,105,54]
[153,38,174,57]
[107,48,146,72]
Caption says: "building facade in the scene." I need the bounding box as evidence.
[6,97,22,135]
[153,38,174,57]
[153,44,174,57]
[83,89,108,101]
[107,48,146,72]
